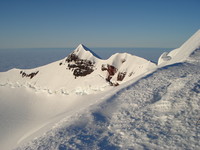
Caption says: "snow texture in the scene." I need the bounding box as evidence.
[16,62,200,150]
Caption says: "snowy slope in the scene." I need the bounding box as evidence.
[0,44,156,95]
[158,30,200,66]
[14,31,200,149]
[16,57,200,150]
[0,44,156,150]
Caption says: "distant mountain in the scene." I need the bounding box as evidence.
[158,30,200,66]
[0,44,156,95]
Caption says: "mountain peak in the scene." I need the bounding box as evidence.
[74,44,101,59]
[76,44,90,51]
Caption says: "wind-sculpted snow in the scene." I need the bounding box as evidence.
[158,29,200,66]
[17,62,200,150]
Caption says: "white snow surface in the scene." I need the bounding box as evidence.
[0,30,200,150]
[158,29,200,66]
[16,61,200,150]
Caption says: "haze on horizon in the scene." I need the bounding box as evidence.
[0,0,200,49]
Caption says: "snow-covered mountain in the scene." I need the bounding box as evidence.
[1,29,200,150]
[0,44,157,150]
[158,29,200,66]
[0,44,156,95]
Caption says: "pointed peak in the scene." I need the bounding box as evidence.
[76,44,90,52]
[78,44,84,47]
[74,44,101,59]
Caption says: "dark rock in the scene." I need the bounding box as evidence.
[66,53,79,63]
[113,82,119,86]
[121,59,126,63]
[117,72,126,81]
[101,64,107,71]
[73,68,93,77]
[66,53,95,78]
[109,82,119,86]
[101,64,120,86]
[107,65,117,76]
[101,64,117,82]
[20,71,39,79]
[129,72,133,77]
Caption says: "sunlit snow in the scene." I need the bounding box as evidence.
[0,30,200,150]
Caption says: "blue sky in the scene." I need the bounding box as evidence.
[0,0,200,48]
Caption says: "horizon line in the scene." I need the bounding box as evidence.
[0,46,175,50]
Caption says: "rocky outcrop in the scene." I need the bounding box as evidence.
[65,53,95,78]
[101,64,119,86]
[117,72,126,81]
[101,64,117,82]
[20,71,39,79]
[65,53,79,63]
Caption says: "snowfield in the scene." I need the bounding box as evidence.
[16,61,200,150]
[0,30,200,150]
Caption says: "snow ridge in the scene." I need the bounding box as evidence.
[158,29,200,66]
